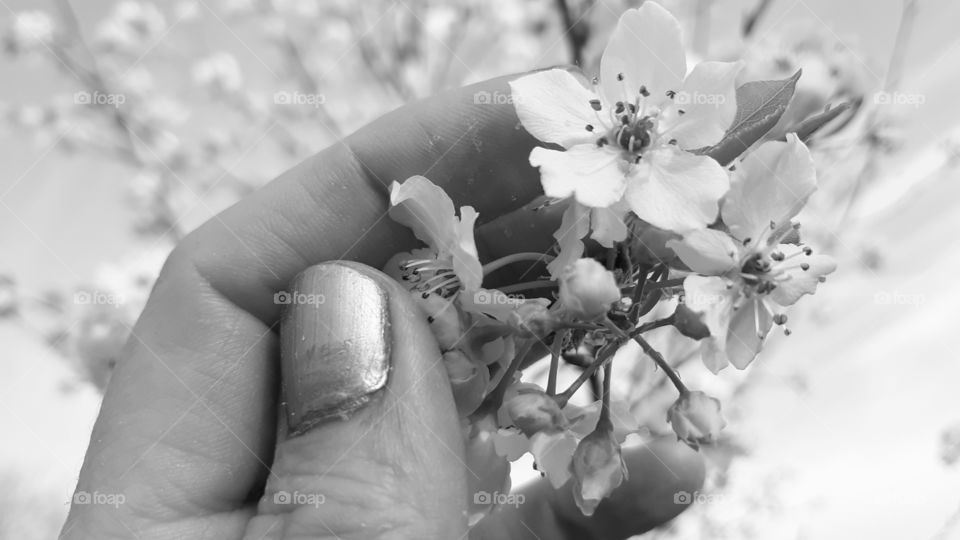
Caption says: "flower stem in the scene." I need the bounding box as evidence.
[547,330,565,396]
[644,277,685,290]
[598,360,613,431]
[482,252,555,275]
[603,319,688,395]
[499,280,556,295]
[481,338,536,413]
[633,334,688,395]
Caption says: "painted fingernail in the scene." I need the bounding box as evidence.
[280,263,391,436]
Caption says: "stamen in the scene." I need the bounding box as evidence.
[589,99,602,111]
[585,124,594,132]
[638,85,650,97]
[666,90,676,99]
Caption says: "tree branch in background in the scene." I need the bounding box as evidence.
[554,0,592,67]
[835,0,920,232]
[742,0,774,38]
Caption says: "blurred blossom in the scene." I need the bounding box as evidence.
[274,0,321,18]
[67,245,172,388]
[96,1,167,52]
[3,10,56,55]
[192,52,243,95]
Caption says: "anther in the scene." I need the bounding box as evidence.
[589,99,602,111]
[666,90,676,99]
[585,124,594,132]
[617,72,625,81]
[638,85,650,97]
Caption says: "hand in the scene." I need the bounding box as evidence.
[61,73,704,539]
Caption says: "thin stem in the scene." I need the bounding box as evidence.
[557,340,617,407]
[482,338,536,413]
[482,252,555,275]
[633,334,688,395]
[499,280,556,295]
[597,359,612,430]
[604,319,688,395]
[547,330,565,396]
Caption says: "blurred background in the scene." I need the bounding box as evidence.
[1,0,958,538]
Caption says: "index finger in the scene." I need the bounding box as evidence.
[184,72,552,324]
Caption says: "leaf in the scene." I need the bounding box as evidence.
[782,101,854,143]
[699,70,801,166]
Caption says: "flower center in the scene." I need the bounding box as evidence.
[582,73,681,162]
[399,259,461,298]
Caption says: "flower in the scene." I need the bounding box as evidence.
[3,11,55,54]
[667,391,726,449]
[668,135,837,372]
[493,388,638,490]
[192,52,243,95]
[96,1,167,52]
[570,426,628,516]
[506,388,567,437]
[509,2,742,233]
[558,258,621,321]
[389,175,483,298]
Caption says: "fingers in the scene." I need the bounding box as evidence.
[184,72,547,324]
[471,438,705,540]
[64,72,553,538]
[243,262,467,539]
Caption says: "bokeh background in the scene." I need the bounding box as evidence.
[1,0,959,538]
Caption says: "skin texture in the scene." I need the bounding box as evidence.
[60,72,705,540]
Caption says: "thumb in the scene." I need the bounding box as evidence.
[244,262,468,540]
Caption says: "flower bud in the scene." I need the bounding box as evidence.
[507,301,558,338]
[559,259,621,321]
[506,389,566,437]
[570,427,628,516]
[667,391,726,449]
[672,304,711,340]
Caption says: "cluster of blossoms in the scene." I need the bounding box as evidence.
[384,1,837,522]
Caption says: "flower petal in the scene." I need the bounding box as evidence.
[452,205,483,291]
[664,61,743,149]
[600,2,685,108]
[530,144,627,208]
[769,248,837,306]
[389,176,457,251]
[547,202,590,278]
[530,430,579,489]
[667,228,740,275]
[683,275,737,373]
[721,134,817,241]
[624,147,729,232]
[725,299,772,369]
[590,204,629,247]
[510,69,601,147]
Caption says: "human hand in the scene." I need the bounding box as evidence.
[61,73,704,540]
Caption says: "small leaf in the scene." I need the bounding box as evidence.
[700,70,801,166]
[783,101,854,143]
